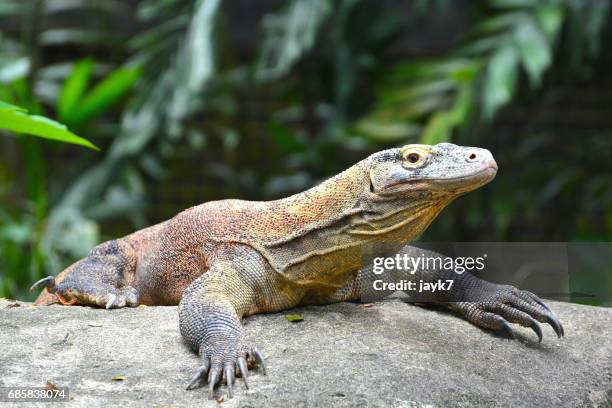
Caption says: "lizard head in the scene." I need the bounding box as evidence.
[353,143,497,240]
[368,142,497,197]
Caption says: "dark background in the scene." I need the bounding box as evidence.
[0,0,611,303]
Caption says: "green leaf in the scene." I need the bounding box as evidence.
[0,1,19,15]
[450,61,481,84]
[255,0,332,81]
[58,58,94,123]
[127,14,188,50]
[420,87,472,144]
[421,111,453,145]
[0,57,30,84]
[489,0,537,9]
[536,5,564,41]
[470,11,529,35]
[0,102,98,150]
[376,93,450,121]
[181,0,221,92]
[448,87,473,124]
[355,120,421,141]
[513,19,551,86]
[482,45,518,120]
[286,314,304,322]
[267,121,304,153]
[167,0,221,120]
[69,66,141,126]
[136,0,187,22]
[44,0,127,15]
[378,80,456,106]
[456,34,508,56]
[0,100,26,112]
[39,29,121,46]
[387,59,474,82]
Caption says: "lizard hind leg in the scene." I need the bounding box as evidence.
[32,239,139,309]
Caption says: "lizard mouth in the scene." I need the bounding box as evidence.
[426,164,498,195]
[436,164,497,189]
[374,164,497,196]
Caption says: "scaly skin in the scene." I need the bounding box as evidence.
[32,143,564,399]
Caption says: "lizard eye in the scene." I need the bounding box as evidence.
[400,145,431,168]
[407,153,420,163]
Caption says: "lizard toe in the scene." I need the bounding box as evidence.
[190,338,263,398]
[30,276,56,292]
[504,290,564,338]
[186,361,210,390]
[459,286,564,342]
[104,287,139,309]
[491,303,543,342]
[105,293,118,309]
[51,280,140,309]
[237,357,249,389]
[224,364,235,398]
[123,286,139,306]
[466,308,516,339]
[249,348,266,375]
[208,367,221,399]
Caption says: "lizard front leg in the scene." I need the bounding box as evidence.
[179,244,300,398]
[356,245,564,342]
[179,271,263,399]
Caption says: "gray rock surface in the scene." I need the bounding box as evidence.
[0,298,611,408]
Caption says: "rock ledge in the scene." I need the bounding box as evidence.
[1,299,611,407]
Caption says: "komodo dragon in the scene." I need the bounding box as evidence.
[31,143,564,399]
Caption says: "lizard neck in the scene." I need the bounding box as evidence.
[260,159,452,274]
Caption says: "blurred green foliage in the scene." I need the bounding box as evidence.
[0,100,97,149]
[0,0,610,305]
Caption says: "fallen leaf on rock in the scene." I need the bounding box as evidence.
[138,304,148,308]
[88,321,103,327]
[359,303,375,308]
[6,302,20,308]
[45,381,57,391]
[286,314,304,322]
[111,375,126,381]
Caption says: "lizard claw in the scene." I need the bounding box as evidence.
[186,362,209,390]
[104,289,134,309]
[31,271,139,309]
[543,313,564,338]
[237,357,249,389]
[30,276,56,292]
[252,349,266,375]
[456,286,564,342]
[208,367,220,399]
[224,364,234,398]
[520,290,553,313]
[526,315,543,343]
[188,339,265,399]
[105,294,117,309]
